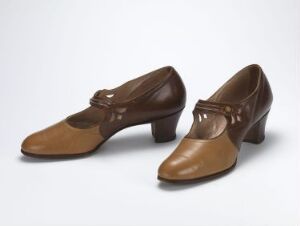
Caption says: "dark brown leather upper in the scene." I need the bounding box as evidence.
[87,66,186,138]
[188,64,273,147]
[207,64,273,147]
[21,66,186,156]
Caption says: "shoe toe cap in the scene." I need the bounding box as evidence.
[21,132,48,155]
[158,154,199,181]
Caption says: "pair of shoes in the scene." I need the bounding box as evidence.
[21,64,273,183]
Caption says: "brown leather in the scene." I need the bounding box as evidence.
[22,66,186,157]
[158,131,237,180]
[22,121,103,155]
[158,64,273,182]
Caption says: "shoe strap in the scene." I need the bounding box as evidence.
[90,90,114,108]
[195,99,244,125]
[195,99,237,116]
[90,90,128,123]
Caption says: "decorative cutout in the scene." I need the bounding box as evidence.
[109,113,115,122]
[115,107,127,114]
[194,99,244,126]
[198,114,202,122]
[231,115,236,124]
[106,94,114,98]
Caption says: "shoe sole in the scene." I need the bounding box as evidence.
[157,159,237,184]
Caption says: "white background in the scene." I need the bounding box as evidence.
[0,1,299,225]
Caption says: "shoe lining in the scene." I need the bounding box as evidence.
[187,65,260,140]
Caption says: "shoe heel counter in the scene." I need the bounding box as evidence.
[260,69,273,112]
[149,66,186,113]
[168,67,187,110]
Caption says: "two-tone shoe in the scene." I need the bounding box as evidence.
[158,64,273,183]
[21,66,186,158]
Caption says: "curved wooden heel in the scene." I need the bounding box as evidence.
[151,110,183,143]
[243,112,269,144]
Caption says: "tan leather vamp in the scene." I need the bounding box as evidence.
[158,131,238,180]
[22,121,103,155]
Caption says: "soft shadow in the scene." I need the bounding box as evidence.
[19,131,184,163]
[238,130,280,166]
[93,132,183,158]
[19,154,84,163]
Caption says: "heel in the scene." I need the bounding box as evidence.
[243,112,269,144]
[151,110,183,143]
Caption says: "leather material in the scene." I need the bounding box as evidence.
[158,131,237,180]
[158,64,273,181]
[22,121,103,155]
[21,66,186,157]
[94,69,186,138]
